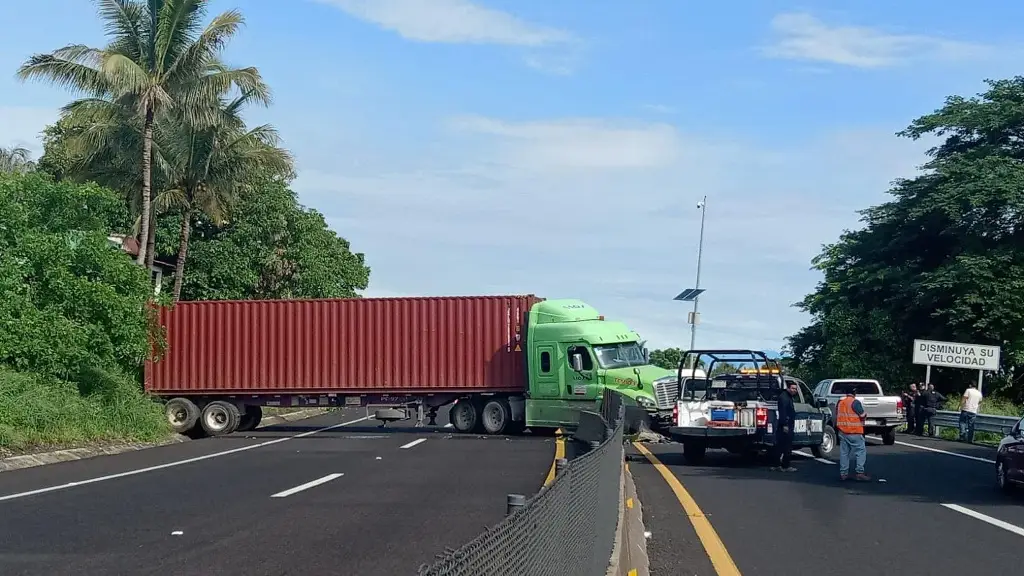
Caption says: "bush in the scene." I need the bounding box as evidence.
[0,368,168,454]
[0,172,170,452]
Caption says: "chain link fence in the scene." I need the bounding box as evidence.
[416,392,627,576]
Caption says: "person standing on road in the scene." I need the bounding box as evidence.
[836,390,870,481]
[959,383,983,443]
[772,380,798,472]
[919,384,946,437]
[902,383,918,435]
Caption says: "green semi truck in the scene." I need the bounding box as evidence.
[148,294,688,437]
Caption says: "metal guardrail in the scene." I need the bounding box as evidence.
[415,392,627,576]
[931,410,1019,436]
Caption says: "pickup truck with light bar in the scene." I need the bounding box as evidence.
[811,378,905,445]
[667,350,828,465]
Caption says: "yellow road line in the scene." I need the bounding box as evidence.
[543,429,566,487]
[632,442,742,576]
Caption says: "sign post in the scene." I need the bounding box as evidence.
[911,339,1001,394]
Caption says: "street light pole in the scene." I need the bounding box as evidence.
[690,196,707,351]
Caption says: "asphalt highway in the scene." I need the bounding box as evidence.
[0,407,558,576]
[630,432,1023,576]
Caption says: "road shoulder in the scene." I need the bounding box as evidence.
[0,407,331,473]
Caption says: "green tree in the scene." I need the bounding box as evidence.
[649,347,682,370]
[786,77,1024,399]
[0,147,36,173]
[17,0,268,268]
[159,180,370,301]
[0,171,154,378]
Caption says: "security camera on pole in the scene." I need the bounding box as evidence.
[674,196,707,366]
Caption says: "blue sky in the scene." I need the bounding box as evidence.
[2,0,1023,351]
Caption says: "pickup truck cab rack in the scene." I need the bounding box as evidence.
[668,349,827,465]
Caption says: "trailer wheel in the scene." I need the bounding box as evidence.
[236,405,263,432]
[481,398,512,435]
[164,398,200,434]
[200,401,241,436]
[449,399,480,433]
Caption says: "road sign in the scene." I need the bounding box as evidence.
[674,288,705,302]
[912,339,1001,371]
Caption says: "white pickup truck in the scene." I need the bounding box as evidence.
[811,379,905,445]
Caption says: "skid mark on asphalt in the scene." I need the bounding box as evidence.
[0,416,371,503]
[271,473,344,498]
[633,442,741,576]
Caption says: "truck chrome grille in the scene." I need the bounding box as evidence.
[652,380,679,409]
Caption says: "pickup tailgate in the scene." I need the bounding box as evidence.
[857,395,903,420]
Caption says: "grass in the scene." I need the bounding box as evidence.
[0,367,172,457]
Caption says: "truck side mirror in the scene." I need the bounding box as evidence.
[642,347,649,362]
[815,398,828,408]
[571,354,583,372]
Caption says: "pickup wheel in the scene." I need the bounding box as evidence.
[481,398,512,435]
[200,400,241,436]
[683,441,707,465]
[881,427,897,445]
[813,425,837,458]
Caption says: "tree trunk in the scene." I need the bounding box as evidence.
[145,210,157,269]
[172,207,192,302]
[136,105,154,267]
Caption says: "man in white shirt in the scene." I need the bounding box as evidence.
[959,384,983,443]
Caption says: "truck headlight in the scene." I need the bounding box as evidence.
[635,396,656,410]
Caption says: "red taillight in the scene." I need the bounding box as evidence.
[896,399,903,411]
[673,404,679,422]
[755,407,768,427]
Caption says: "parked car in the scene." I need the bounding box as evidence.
[996,415,1024,493]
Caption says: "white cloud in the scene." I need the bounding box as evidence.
[293,114,933,351]
[763,12,994,68]
[0,106,58,156]
[311,0,579,72]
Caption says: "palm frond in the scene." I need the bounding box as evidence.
[16,45,109,96]
[96,0,149,64]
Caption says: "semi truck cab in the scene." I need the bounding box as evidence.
[521,299,668,429]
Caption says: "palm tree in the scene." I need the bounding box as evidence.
[159,93,293,300]
[0,146,37,173]
[17,0,269,267]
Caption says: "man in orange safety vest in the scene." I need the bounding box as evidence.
[835,390,871,481]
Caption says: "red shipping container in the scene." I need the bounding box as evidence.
[145,295,541,396]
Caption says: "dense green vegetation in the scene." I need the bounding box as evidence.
[784,77,1024,410]
[1,0,369,455]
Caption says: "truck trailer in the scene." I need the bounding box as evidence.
[147,295,685,437]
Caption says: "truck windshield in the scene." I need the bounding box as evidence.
[593,342,647,369]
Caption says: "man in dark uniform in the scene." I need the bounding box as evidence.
[920,384,946,437]
[772,380,798,472]
[902,383,919,434]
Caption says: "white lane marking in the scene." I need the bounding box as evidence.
[0,415,371,503]
[400,438,427,449]
[889,439,996,464]
[793,450,835,465]
[443,423,454,429]
[941,503,1024,537]
[270,473,344,498]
